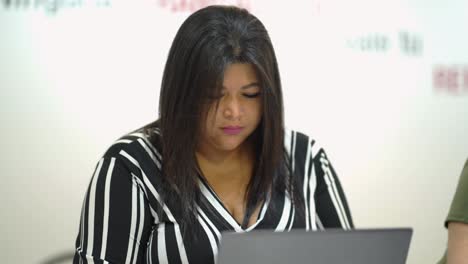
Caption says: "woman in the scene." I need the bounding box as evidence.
[73,5,353,264]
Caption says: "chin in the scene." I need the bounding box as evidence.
[215,137,246,152]
[216,142,242,152]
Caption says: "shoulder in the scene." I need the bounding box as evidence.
[447,158,468,224]
[462,159,468,178]
[284,128,322,157]
[284,128,334,170]
[101,125,163,174]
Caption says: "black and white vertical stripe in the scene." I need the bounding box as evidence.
[73,128,353,264]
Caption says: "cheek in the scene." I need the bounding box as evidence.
[204,109,219,131]
[253,101,263,121]
[199,108,214,134]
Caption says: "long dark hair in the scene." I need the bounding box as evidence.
[146,5,304,234]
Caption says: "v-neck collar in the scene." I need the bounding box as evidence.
[197,176,270,232]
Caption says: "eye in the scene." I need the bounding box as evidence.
[243,92,261,98]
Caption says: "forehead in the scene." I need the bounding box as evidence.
[222,63,259,88]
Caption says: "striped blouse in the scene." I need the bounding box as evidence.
[73,127,354,264]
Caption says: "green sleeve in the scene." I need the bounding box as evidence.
[437,251,447,264]
[445,159,468,227]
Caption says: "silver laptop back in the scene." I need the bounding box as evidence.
[217,228,412,264]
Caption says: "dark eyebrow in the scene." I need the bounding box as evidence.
[221,82,261,91]
[222,82,261,90]
[241,82,260,90]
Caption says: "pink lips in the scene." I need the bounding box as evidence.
[221,126,243,135]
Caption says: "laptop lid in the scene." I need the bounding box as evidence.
[217,228,412,264]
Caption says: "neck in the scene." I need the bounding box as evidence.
[195,140,255,187]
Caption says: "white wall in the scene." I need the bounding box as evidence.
[1,0,467,263]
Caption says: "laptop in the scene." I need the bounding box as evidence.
[217,228,412,264]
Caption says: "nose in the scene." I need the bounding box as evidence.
[223,95,243,120]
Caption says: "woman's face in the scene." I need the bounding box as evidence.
[197,63,262,155]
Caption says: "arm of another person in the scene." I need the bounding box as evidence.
[313,147,354,229]
[445,159,468,264]
[73,156,153,264]
[447,222,468,263]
